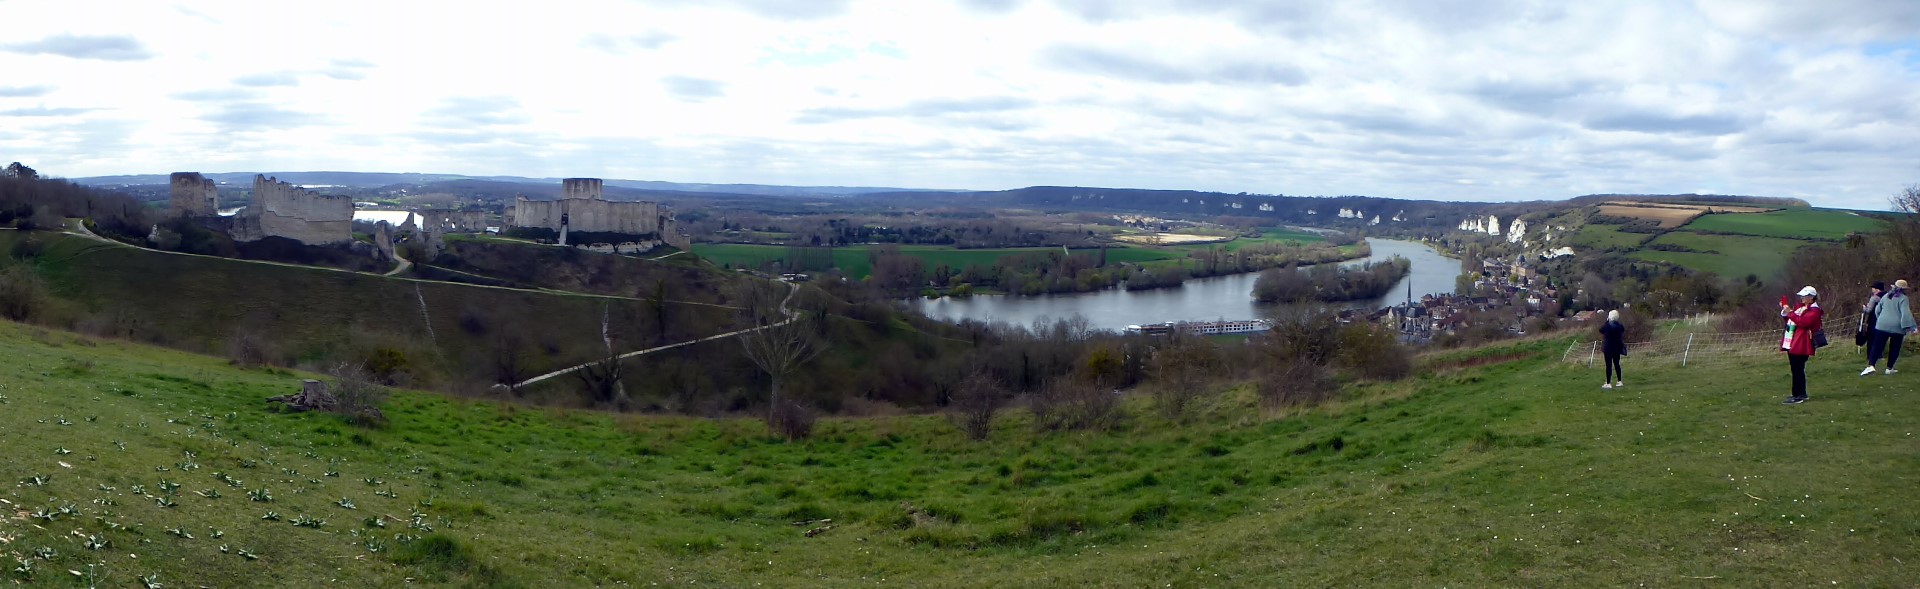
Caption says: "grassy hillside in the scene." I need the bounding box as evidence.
[1,231,739,388]
[1681,209,1886,241]
[1568,223,1652,250]
[3,320,1917,587]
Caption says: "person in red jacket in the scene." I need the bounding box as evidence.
[1780,285,1824,405]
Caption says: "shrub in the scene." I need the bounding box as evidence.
[946,371,1006,441]
[768,401,816,440]
[226,328,276,368]
[1029,378,1120,432]
[366,348,410,385]
[0,265,49,322]
[1257,362,1337,409]
[1147,336,1220,419]
[325,363,391,428]
[1334,323,1412,381]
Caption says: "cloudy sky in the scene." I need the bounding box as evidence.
[3,0,1917,207]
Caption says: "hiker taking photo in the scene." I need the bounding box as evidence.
[1862,279,1918,377]
[1780,286,1824,405]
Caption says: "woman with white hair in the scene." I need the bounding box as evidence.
[1598,309,1626,389]
[1780,286,1825,405]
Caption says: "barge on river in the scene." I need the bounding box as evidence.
[1124,319,1271,336]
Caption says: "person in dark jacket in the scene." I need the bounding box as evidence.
[1781,286,1824,405]
[1857,281,1885,348]
[1863,279,1918,376]
[1599,310,1626,389]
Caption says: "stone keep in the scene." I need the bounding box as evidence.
[230,175,353,245]
[510,178,689,248]
[169,172,218,217]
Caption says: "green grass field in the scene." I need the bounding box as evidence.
[1170,227,1326,253]
[691,244,1180,280]
[1632,232,1818,281]
[1681,209,1886,241]
[1568,223,1654,250]
[4,321,1917,586]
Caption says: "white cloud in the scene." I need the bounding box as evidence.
[0,0,1916,208]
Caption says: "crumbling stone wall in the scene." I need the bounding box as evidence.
[169,172,218,217]
[231,175,353,245]
[415,209,488,233]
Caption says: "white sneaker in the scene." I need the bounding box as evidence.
[1889,369,1900,375]
[1862,366,1878,377]
[1601,383,1613,390]
[1615,381,1625,388]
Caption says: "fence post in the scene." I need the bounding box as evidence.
[1682,333,1694,367]
[1563,340,1578,363]
[1587,341,1597,368]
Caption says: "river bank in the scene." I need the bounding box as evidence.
[913,238,1460,332]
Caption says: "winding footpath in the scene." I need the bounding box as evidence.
[505,281,798,390]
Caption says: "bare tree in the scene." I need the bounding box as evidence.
[947,371,1006,441]
[1148,335,1219,419]
[491,331,531,394]
[737,283,825,429]
[572,347,627,408]
[740,312,824,425]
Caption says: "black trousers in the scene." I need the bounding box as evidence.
[1604,352,1623,383]
[1788,354,1809,400]
[1867,330,1906,368]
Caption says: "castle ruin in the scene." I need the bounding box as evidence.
[229,174,353,245]
[169,172,218,217]
[508,178,690,249]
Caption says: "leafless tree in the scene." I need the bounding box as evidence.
[1148,335,1219,419]
[737,282,824,429]
[947,371,1006,441]
[740,312,824,425]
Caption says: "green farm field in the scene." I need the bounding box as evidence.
[3,321,1918,586]
[1170,227,1326,253]
[1568,223,1654,250]
[1631,232,1817,281]
[1681,209,1886,241]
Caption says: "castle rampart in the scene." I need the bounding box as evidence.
[509,178,688,249]
[169,172,218,217]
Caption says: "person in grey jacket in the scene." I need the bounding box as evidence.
[1863,279,1919,376]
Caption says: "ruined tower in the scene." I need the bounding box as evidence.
[169,172,218,217]
[562,178,604,201]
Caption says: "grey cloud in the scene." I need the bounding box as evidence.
[203,103,324,130]
[234,72,301,87]
[661,76,726,102]
[426,96,530,126]
[1042,45,1306,86]
[2,34,154,61]
[0,106,96,117]
[795,96,1033,123]
[0,85,54,97]
[1324,110,1462,137]
[1700,0,1920,42]
[583,31,677,53]
[1581,109,1748,136]
[1467,78,1602,114]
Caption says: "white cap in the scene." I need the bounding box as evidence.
[1797,286,1818,297]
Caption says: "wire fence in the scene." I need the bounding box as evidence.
[1559,312,1872,368]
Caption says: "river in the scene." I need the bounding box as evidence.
[912,238,1461,332]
